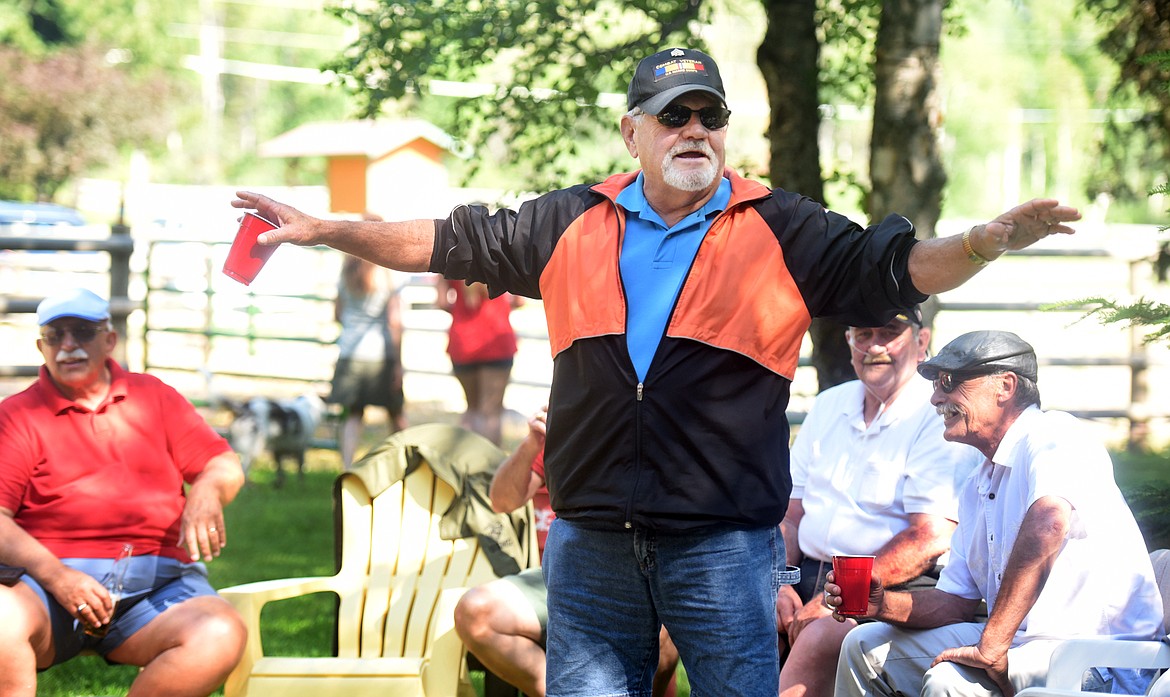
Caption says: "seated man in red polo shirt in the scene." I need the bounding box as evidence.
[0,288,247,697]
[455,406,680,697]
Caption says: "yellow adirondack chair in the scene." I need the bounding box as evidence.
[220,424,538,697]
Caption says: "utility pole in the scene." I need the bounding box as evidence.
[198,0,224,182]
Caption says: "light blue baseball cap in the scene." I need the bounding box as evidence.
[36,288,111,326]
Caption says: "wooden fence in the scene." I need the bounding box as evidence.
[1,224,1165,450]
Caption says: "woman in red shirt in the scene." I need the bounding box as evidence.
[435,279,521,445]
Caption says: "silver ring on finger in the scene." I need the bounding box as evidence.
[77,602,88,612]
[209,527,217,533]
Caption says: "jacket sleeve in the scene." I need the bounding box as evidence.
[758,190,927,326]
[429,185,599,299]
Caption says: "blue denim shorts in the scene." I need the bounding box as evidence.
[23,555,217,665]
[542,519,783,697]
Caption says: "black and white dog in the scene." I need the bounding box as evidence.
[225,393,327,487]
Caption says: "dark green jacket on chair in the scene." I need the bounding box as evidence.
[338,423,538,578]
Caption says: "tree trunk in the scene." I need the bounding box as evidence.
[758,0,825,204]
[759,0,855,392]
[868,0,947,241]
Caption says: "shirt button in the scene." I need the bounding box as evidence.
[988,493,995,500]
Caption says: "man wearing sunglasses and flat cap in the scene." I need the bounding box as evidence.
[0,288,247,696]
[233,47,1081,696]
[830,330,1161,697]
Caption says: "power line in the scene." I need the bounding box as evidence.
[168,22,346,51]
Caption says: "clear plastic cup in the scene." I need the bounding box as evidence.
[83,543,133,638]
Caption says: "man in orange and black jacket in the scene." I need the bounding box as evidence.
[232,46,1081,697]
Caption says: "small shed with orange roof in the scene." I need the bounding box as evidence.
[259,119,462,215]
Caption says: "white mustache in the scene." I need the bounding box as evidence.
[668,139,714,160]
[56,348,88,362]
[936,403,963,419]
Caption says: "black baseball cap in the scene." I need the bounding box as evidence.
[627,47,727,116]
[917,330,1038,382]
[891,305,924,328]
[849,305,923,330]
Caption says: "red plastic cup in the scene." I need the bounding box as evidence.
[832,554,875,616]
[223,212,279,285]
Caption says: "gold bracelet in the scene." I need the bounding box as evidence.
[962,228,991,267]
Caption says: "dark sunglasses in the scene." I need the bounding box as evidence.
[656,104,732,130]
[40,322,105,346]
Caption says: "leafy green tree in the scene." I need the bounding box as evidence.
[2,0,190,71]
[0,44,170,201]
[325,0,956,389]
[0,0,350,192]
[1074,2,1170,345]
[326,1,704,189]
[1080,0,1170,206]
[758,0,948,389]
[0,0,184,201]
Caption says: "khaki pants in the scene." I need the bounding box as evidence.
[834,621,1060,697]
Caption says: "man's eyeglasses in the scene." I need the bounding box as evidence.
[40,323,106,346]
[932,371,984,394]
[656,104,732,130]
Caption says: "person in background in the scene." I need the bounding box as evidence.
[330,213,407,468]
[435,277,521,446]
[777,306,983,697]
[455,406,681,697]
[0,288,246,696]
[831,330,1162,697]
[233,44,1081,696]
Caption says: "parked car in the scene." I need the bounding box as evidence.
[0,199,86,228]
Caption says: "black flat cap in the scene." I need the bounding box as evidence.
[917,330,1037,382]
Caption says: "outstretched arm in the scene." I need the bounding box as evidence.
[909,198,1081,295]
[232,191,436,272]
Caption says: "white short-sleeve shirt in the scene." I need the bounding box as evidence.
[936,406,1162,644]
[790,378,983,561]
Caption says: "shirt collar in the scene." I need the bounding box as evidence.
[615,172,732,229]
[36,358,128,414]
[989,405,1042,469]
[843,376,932,431]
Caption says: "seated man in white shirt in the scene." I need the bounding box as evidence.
[778,307,983,697]
[830,330,1163,697]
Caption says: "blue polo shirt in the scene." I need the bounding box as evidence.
[616,173,732,382]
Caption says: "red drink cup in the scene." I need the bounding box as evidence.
[832,554,875,616]
[223,212,279,285]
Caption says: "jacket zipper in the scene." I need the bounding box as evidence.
[616,203,735,530]
[625,382,644,528]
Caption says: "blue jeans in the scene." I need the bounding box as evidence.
[543,519,782,697]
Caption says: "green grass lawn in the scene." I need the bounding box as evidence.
[33,443,1170,696]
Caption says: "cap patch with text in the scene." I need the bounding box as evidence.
[627,47,726,116]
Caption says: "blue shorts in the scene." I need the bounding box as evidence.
[23,555,218,666]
